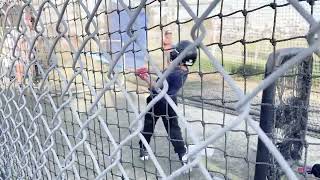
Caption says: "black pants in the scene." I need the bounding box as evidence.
[139,96,186,154]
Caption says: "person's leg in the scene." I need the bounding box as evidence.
[162,117,186,156]
[16,62,24,85]
[161,102,186,156]
[33,64,41,83]
[139,96,160,150]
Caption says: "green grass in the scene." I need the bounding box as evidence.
[190,56,266,80]
[191,53,320,81]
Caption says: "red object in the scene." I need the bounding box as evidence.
[297,166,312,174]
[135,67,149,79]
[298,167,305,173]
[135,67,148,75]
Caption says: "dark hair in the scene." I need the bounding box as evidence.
[165,30,172,35]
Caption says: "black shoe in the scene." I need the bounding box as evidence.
[139,148,149,161]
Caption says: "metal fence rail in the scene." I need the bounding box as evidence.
[0,0,319,179]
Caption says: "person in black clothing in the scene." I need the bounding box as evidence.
[136,40,197,165]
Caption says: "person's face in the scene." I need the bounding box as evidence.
[165,33,172,39]
[24,16,34,29]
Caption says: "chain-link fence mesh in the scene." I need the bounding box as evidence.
[0,0,320,179]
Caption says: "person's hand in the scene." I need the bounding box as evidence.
[139,73,150,81]
[297,164,320,178]
[135,67,150,81]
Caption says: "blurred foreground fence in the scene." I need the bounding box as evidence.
[0,0,320,179]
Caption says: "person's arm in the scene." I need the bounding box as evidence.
[297,164,320,178]
[136,67,157,90]
[136,67,171,93]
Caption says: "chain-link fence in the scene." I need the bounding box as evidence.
[0,0,320,179]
